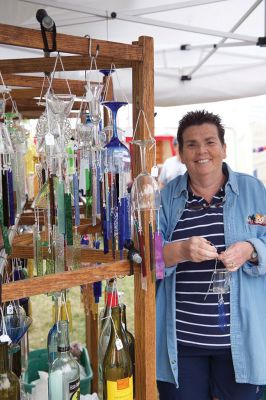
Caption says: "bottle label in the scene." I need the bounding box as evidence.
[107,376,133,399]
[6,304,13,314]
[69,377,80,400]
[58,345,70,352]
[151,165,158,177]
[115,338,123,350]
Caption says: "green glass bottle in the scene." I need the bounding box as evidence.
[101,279,119,333]
[103,306,133,400]
[48,320,80,400]
[0,342,20,400]
[98,279,119,399]
[121,304,135,392]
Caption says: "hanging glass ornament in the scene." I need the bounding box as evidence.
[102,101,130,174]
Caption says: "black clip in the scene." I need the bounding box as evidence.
[36,9,57,53]
[124,240,142,275]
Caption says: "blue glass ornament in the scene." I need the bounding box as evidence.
[101,101,131,174]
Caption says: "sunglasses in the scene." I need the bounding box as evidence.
[185,198,225,211]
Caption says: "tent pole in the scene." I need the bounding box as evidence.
[183,0,263,79]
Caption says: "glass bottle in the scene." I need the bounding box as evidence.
[47,297,59,368]
[99,280,119,364]
[0,342,20,400]
[48,321,80,400]
[101,279,119,332]
[121,304,135,386]
[103,306,133,400]
[98,280,119,396]
[47,323,58,369]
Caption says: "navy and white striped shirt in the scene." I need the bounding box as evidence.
[172,185,230,348]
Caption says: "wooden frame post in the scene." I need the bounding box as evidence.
[132,36,156,400]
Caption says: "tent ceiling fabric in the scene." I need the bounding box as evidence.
[0,0,265,106]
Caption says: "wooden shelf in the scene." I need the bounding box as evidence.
[0,23,143,61]
[2,260,131,302]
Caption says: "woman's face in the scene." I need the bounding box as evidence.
[179,123,226,179]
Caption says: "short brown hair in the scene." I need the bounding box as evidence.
[177,110,225,150]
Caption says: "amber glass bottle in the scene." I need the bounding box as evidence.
[121,303,135,393]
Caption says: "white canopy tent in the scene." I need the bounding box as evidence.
[0,0,266,106]
[1,0,266,181]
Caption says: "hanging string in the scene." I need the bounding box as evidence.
[84,35,101,86]
[132,109,154,142]
[102,63,129,104]
[46,52,72,96]
[37,74,52,106]
[0,73,10,94]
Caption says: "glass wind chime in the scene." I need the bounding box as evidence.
[33,53,81,275]
[131,111,163,289]
[101,67,131,259]
[0,73,22,255]
[33,53,133,279]
[75,63,132,260]
[101,100,131,259]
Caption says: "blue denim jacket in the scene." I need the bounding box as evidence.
[157,163,266,386]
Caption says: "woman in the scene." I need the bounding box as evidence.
[156,110,266,400]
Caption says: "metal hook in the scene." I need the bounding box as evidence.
[85,34,100,59]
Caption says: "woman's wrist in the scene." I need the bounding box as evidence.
[245,241,258,263]
[163,241,186,266]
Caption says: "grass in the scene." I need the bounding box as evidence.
[28,275,134,351]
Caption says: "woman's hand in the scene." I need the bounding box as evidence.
[181,236,218,262]
[163,236,218,266]
[218,241,254,272]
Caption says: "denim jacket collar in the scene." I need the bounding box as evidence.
[172,163,239,199]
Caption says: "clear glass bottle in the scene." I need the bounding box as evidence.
[103,306,133,400]
[47,323,58,368]
[47,297,59,368]
[0,342,20,400]
[48,320,80,400]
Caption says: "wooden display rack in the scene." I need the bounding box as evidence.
[0,23,156,400]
